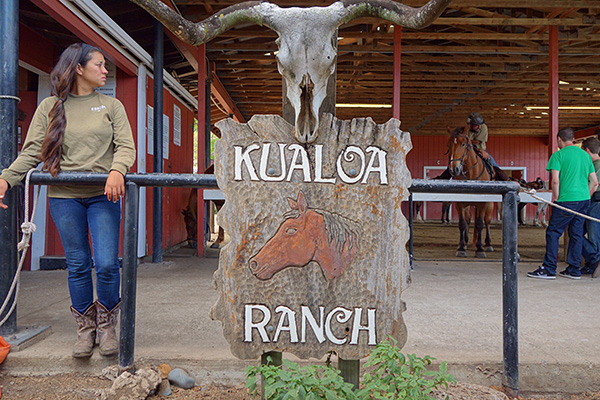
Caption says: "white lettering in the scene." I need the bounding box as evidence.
[286,144,312,182]
[232,143,388,185]
[350,308,377,345]
[244,304,271,343]
[337,146,366,184]
[325,307,353,345]
[314,145,336,184]
[234,144,260,181]
[243,304,378,345]
[301,306,325,343]
[259,143,287,181]
[362,147,388,185]
[273,306,298,343]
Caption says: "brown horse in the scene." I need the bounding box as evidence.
[447,126,495,258]
[248,191,360,280]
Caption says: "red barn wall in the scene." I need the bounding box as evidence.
[144,77,195,254]
[407,135,550,221]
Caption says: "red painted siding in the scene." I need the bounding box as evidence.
[145,77,196,254]
[407,135,550,221]
[19,23,56,73]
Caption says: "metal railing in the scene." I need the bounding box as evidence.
[14,172,519,394]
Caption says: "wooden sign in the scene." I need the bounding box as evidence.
[210,114,412,360]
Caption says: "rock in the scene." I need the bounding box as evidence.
[158,363,172,380]
[157,379,172,396]
[99,368,161,400]
[100,365,120,382]
[431,382,510,400]
[167,368,195,389]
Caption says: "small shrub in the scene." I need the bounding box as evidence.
[357,337,455,400]
[246,357,357,400]
[245,337,455,400]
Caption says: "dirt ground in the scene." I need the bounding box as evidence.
[412,220,547,262]
[1,373,600,399]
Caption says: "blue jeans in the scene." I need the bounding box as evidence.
[49,195,121,313]
[582,201,600,266]
[484,151,500,169]
[542,200,590,275]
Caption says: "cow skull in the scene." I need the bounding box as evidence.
[264,3,343,143]
[129,0,454,142]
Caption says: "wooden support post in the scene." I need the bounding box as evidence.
[339,358,360,390]
[393,26,401,120]
[548,26,559,158]
[261,351,282,399]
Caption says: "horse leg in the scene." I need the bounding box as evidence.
[456,215,468,257]
[518,203,526,225]
[474,216,486,258]
[484,217,494,252]
[541,204,548,227]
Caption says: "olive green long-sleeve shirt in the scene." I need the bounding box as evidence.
[467,123,488,151]
[0,91,136,198]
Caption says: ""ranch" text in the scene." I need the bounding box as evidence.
[244,304,377,345]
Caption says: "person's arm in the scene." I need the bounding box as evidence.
[589,172,598,197]
[550,169,560,201]
[0,179,8,209]
[0,99,53,205]
[104,100,136,202]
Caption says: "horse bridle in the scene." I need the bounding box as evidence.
[448,134,487,180]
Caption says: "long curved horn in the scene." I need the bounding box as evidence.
[339,0,453,29]
[128,0,266,46]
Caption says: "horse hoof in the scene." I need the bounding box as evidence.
[476,251,487,258]
[485,246,494,252]
[456,251,468,257]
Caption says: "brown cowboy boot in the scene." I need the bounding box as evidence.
[95,300,120,357]
[70,303,96,358]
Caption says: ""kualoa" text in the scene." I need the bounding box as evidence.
[234,143,388,185]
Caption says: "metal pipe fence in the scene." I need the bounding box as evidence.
[19,172,519,393]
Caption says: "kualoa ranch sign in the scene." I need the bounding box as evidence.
[210,113,412,360]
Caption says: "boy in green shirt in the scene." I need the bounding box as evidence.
[528,128,598,280]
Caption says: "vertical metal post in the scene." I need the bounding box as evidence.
[408,193,414,270]
[197,44,207,254]
[119,181,140,371]
[152,21,164,263]
[502,189,519,396]
[0,0,19,335]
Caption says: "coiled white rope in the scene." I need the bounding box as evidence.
[0,95,21,103]
[521,187,600,224]
[0,169,40,328]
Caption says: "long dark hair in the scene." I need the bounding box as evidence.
[40,43,102,176]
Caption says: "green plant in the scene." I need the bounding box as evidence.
[246,357,357,400]
[245,338,455,400]
[357,337,455,400]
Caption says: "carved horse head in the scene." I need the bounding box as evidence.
[248,191,359,280]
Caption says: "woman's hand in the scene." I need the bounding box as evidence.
[105,170,125,203]
[0,179,8,209]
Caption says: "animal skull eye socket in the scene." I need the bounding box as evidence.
[286,228,298,235]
